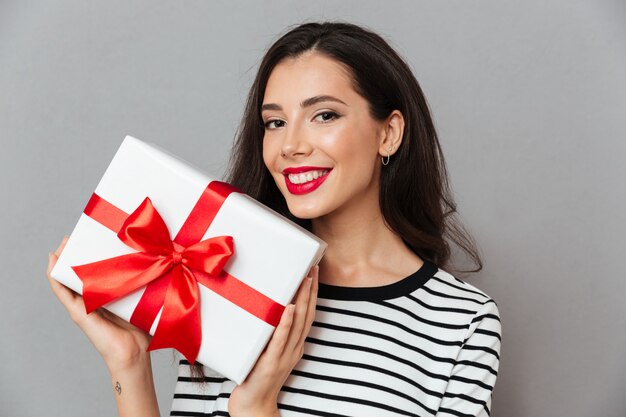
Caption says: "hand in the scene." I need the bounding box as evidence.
[228,264,319,417]
[46,236,152,374]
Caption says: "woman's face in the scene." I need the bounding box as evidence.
[261,52,387,220]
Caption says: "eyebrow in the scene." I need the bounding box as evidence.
[261,95,348,112]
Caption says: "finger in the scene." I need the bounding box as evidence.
[46,251,64,290]
[47,250,82,314]
[47,279,79,311]
[46,236,69,277]
[48,281,85,322]
[299,265,319,342]
[284,272,314,353]
[47,236,75,296]
[54,235,70,257]
[46,250,55,276]
[292,265,318,352]
[263,304,295,359]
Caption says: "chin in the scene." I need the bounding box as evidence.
[285,201,327,220]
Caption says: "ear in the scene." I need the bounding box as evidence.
[378,110,405,157]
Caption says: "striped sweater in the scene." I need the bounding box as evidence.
[170,260,502,417]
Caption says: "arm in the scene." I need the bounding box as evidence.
[436,300,502,417]
[47,237,160,417]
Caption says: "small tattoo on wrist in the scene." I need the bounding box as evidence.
[114,381,122,395]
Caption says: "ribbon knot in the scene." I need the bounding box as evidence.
[72,197,234,363]
[171,250,184,265]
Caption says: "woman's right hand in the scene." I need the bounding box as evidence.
[228,264,319,417]
[46,236,152,375]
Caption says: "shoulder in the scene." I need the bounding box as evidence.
[427,267,494,303]
[424,267,500,311]
[417,266,502,334]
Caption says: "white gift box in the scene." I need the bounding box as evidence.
[50,135,327,384]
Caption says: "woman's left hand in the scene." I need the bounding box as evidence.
[228,265,319,417]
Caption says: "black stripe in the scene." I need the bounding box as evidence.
[277,403,352,417]
[473,328,502,341]
[455,360,498,376]
[305,337,451,381]
[461,344,500,360]
[280,385,426,417]
[177,376,228,383]
[421,286,485,305]
[436,407,474,417]
[429,276,489,299]
[443,392,490,415]
[311,321,458,364]
[170,412,229,417]
[173,393,230,401]
[290,369,437,414]
[315,304,465,346]
[405,294,478,314]
[376,300,471,330]
[317,260,437,301]
[300,353,444,399]
[471,313,501,324]
[448,375,494,391]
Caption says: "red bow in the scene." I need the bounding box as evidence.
[72,197,234,363]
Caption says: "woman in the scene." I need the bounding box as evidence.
[47,21,501,417]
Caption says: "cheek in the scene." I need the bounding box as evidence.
[321,125,376,169]
[262,139,284,185]
[317,127,353,159]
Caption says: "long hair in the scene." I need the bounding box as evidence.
[224,21,482,275]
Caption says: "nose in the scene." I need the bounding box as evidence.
[280,119,312,158]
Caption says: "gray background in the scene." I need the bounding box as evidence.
[1,1,624,416]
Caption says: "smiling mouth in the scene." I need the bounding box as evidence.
[284,169,332,195]
[287,169,330,184]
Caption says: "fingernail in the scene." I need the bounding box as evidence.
[306,276,313,288]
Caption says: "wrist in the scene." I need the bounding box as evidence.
[108,352,159,417]
[106,350,152,377]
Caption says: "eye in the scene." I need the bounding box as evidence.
[264,119,286,130]
[314,111,340,123]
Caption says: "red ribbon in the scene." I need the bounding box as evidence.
[71,182,285,364]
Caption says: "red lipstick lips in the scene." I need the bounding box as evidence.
[282,166,332,195]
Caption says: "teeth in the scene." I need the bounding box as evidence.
[288,169,329,184]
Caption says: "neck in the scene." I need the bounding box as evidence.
[311,193,422,287]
